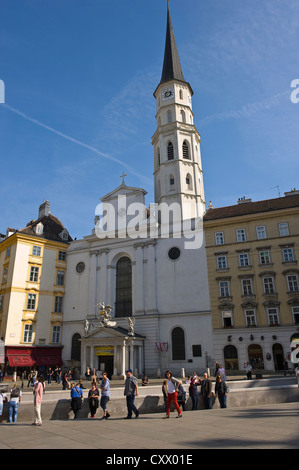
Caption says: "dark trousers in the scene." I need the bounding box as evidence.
[203,395,213,409]
[126,395,138,418]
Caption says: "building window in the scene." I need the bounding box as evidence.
[219,280,230,297]
[0,294,4,311]
[256,226,267,240]
[71,334,81,361]
[29,266,39,282]
[241,279,253,296]
[2,267,8,283]
[217,255,227,270]
[292,306,299,324]
[259,250,271,265]
[239,253,250,267]
[180,110,186,123]
[222,310,233,327]
[115,257,132,317]
[182,140,190,159]
[167,111,172,123]
[32,245,41,256]
[170,175,175,186]
[23,324,33,343]
[262,276,275,294]
[282,248,294,262]
[172,327,186,360]
[6,247,11,257]
[27,293,37,310]
[244,309,257,327]
[267,307,280,326]
[236,229,246,242]
[167,142,174,160]
[215,232,224,246]
[278,222,289,236]
[287,274,299,292]
[58,251,66,261]
[192,345,202,357]
[179,89,183,100]
[56,270,65,286]
[52,325,61,343]
[54,296,63,313]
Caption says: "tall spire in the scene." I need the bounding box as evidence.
[160,2,185,85]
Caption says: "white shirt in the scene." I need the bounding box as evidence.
[0,393,7,405]
[167,377,179,394]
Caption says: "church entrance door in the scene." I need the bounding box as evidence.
[98,355,114,379]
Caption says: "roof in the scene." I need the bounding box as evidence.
[160,3,185,85]
[19,213,73,243]
[203,194,299,222]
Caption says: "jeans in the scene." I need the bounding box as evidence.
[8,401,19,423]
[218,395,227,408]
[126,395,138,418]
[191,393,198,410]
[203,396,213,409]
[100,395,109,412]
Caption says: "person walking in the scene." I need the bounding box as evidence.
[201,373,213,409]
[215,375,228,408]
[8,383,22,423]
[244,362,252,380]
[70,382,83,419]
[88,382,99,418]
[0,389,7,421]
[162,380,168,412]
[123,369,139,419]
[163,370,182,419]
[32,375,44,426]
[177,383,186,412]
[99,371,111,420]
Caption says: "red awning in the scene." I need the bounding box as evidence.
[7,355,36,367]
[34,355,63,366]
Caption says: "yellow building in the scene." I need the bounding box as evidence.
[0,201,72,375]
[204,190,299,373]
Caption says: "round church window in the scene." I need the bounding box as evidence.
[168,247,181,261]
[76,262,85,274]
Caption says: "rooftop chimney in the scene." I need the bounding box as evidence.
[284,188,299,197]
[38,200,50,219]
[238,197,252,204]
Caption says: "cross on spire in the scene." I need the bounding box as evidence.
[120,172,127,185]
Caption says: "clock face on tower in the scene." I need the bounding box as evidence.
[162,88,174,100]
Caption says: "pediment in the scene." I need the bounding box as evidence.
[101,184,147,203]
[83,326,130,340]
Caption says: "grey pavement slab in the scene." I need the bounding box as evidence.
[0,402,298,451]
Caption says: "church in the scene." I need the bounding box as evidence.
[61,3,213,379]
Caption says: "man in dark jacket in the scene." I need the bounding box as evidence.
[201,373,213,409]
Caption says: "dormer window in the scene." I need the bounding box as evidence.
[35,222,43,235]
[59,229,69,241]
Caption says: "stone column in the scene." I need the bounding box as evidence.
[129,342,134,371]
[89,251,98,318]
[113,345,118,376]
[121,341,126,379]
[134,243,145,314]
[146,241,157,313]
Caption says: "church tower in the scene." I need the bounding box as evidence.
[152,2,205,220]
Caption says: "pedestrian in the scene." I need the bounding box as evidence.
[47,367,53,385]
[123,368,139,419]
[215,374,228,408]
[86,366,91,381]
[91,369,97,385]
[57,367,62,384]
[177,383,186,412]
[70,382,83,419]
[62,370,69,390]
[141,376,149,386]
[32,375,44,426]
[163,370,182,419]
[8,383,22,423]
[218,364,226,381]
[100,371,111,420]
[189,374,201,410]
[27,370,33,387]
[214,362,220,377]
[0,389,7,421]
[162,380,168,412]
[88,382,99,418]
[244,362,252,380]
[201,373,213,409]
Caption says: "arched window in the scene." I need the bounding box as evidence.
[182,140,190,159]
[169,174,175,187]
[179,89,183,100]
[172,327,185,360]
[248,344,264,369]
[167,111,172,123]
[71,333,81,362]
[115,257,132,317]
[180,110,186,123]
[223,345,239,370]
[156,147,160,167]
[186,173,193,190]
[167,142,174,160]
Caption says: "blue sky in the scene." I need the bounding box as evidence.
[0,0,298,239]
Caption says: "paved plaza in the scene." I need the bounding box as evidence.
[0,402,298,450]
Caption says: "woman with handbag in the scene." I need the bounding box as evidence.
[88,382,99,418]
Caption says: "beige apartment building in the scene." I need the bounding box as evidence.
[0,201,72,375]
[204,190,299,373]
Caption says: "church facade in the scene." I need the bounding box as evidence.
[61,4,213,379]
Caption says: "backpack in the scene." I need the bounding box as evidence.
[10,388,20,399]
